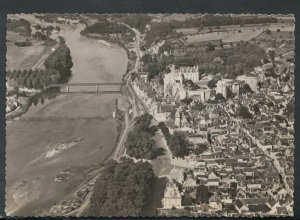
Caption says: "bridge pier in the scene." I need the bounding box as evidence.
[67,85,69,93]
[96,84,98,93]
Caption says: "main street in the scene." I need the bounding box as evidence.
[112,22,148,162]
[120,22,147,116]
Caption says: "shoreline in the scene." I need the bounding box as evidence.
[7,19,135,122]
[6,21,134,216]
[6,86,62,122]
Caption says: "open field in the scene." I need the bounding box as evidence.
[267,23,294,32]
[175,28,199,35]
[152,14,201,22]
[178,22,294,44]
[6,31,49,70]
[186,28,264,43]
[254,30,294,55]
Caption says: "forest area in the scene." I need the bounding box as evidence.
[144,15,278,47]
[7,37,73,90]
[88,159,155,217]
[126,114,165,160]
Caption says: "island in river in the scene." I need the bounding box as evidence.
[5,21,128,216]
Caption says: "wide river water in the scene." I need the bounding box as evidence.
[6,24,128,216]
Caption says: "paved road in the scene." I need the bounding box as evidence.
[113,109,129,161]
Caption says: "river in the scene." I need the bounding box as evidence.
[5,23,128,216]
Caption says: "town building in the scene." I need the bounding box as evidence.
[237,74,258,92]
[162,181,182,209]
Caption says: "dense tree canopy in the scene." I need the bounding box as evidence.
[140,54,167,81]
[7,38,72,89]
[168,131,190,158]
[144,22,183,47]
[126,114,164,160]
[7,18,31,36]
[119,14,152,33]
[7,68,60,89]
[238,105,253,119]
[207,79,217,89]
[44,40,73,82]
[159,123,190,158]
[158,122,171,140]
[196,185,213,204]
[192,143,208,155]
[172,41,266,77]
[88,159,155,217]
[180,98,193,106]
[215,93,226,102]
[191,101,206,111]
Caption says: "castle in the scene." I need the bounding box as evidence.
[163,65,200,99]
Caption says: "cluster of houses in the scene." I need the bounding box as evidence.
[131,35,294,216]
[158,118,293,216]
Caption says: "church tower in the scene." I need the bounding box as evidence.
[175,110,181,128]
[222,83,227,99]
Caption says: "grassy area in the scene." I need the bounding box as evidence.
[6,42,47,70]
[186,28,263,43]
[6,31,50,70]
[175,28,199,35]
[254,30,294,56]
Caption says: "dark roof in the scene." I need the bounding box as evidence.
[225,203,239,214]
[276,207,289,215]
[242,198,268,205]
[248,204,271,213]
[266,172,279,179]
[267,196,277,207]
[161,104,174,113]
[235,199,244,209]
[207,178,219,182]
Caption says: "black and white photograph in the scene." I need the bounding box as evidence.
[5,13,295,217]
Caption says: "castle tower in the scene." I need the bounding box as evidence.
[170,64,175,73]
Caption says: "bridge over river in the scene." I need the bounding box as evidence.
[51,82,124,93]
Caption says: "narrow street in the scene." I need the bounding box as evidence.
[224,109,290,192]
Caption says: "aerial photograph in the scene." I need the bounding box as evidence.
[5,13,294,217]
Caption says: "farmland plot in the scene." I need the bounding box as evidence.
[186,28,264,43]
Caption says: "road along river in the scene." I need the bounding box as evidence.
[6,23,128,216]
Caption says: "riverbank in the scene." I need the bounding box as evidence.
[46,103,126,217]
[81,33,136,81]
[6,86,62,121]
[6,19,129,216]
